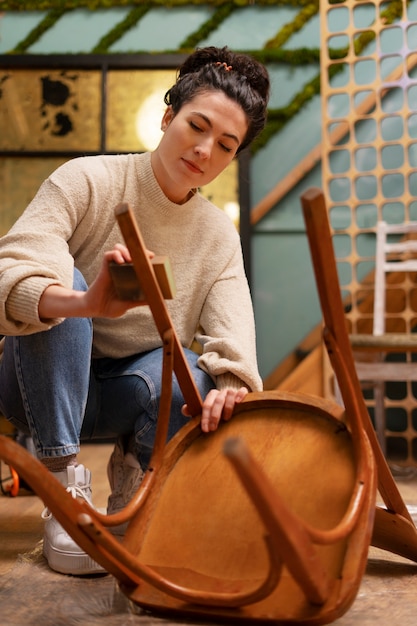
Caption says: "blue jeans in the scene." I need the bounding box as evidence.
[0,270,215,469]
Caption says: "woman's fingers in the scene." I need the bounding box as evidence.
[199,387,248,433]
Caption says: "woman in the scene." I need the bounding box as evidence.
[0,46,270,575]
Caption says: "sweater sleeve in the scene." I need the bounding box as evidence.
[196,241,263,393]
[0,169,83,335]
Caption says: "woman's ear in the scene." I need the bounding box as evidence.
[161,106,174,132]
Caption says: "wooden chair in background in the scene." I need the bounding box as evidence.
[349,220,417,456]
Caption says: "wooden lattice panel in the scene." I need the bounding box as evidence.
[320,0,417,465]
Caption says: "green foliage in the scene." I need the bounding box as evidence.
[252,73,320,153]
[265,2,318,49]
[0,0,317,13]
[91,4,150,52]
[179,2,236,50]
[12,8,70,53]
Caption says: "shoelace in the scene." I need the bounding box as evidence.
[41,482,93,520]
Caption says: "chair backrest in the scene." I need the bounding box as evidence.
[373,221,417,335]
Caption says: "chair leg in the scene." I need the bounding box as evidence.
[374,381,386,457]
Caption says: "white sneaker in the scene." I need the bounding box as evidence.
[107,436,144,536]
[42,464,105,575]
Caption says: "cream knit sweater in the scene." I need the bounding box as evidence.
[0,152,262,392]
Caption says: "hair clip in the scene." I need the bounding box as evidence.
[215,61,233,72]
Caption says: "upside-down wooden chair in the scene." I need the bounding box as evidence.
[0,199,412,624]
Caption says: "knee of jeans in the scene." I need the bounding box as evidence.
[73,267,88,292]
[133,374,187,440]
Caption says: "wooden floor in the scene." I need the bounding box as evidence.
[3,443,417,625]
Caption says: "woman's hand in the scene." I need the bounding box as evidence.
[38,244,154,321]
[83,244,155,318]
[183,386,248,433]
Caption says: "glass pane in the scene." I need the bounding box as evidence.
[0,69,102,151]
[106,69,176,152]
[0,157,67,235]
[201,160,240,229]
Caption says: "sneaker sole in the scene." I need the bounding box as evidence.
[43,536,106,575]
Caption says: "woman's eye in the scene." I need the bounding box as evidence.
[190,121,202,132]
[219,143,233,153]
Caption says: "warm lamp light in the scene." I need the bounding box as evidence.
[135,89,166,151]
[223,201,240,227]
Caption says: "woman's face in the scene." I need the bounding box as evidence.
[151,90,248,204]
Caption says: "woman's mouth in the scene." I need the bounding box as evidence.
[182,158,203,174]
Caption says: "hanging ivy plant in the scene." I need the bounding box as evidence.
[0,1,316,9]
[11,8,69,53]
[91,4,150,53]
[179,2,237,50]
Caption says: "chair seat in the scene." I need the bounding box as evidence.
[121,391,375,623]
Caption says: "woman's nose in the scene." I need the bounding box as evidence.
[194,139,212,159]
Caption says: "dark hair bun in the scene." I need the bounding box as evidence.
[179,46,270,103]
